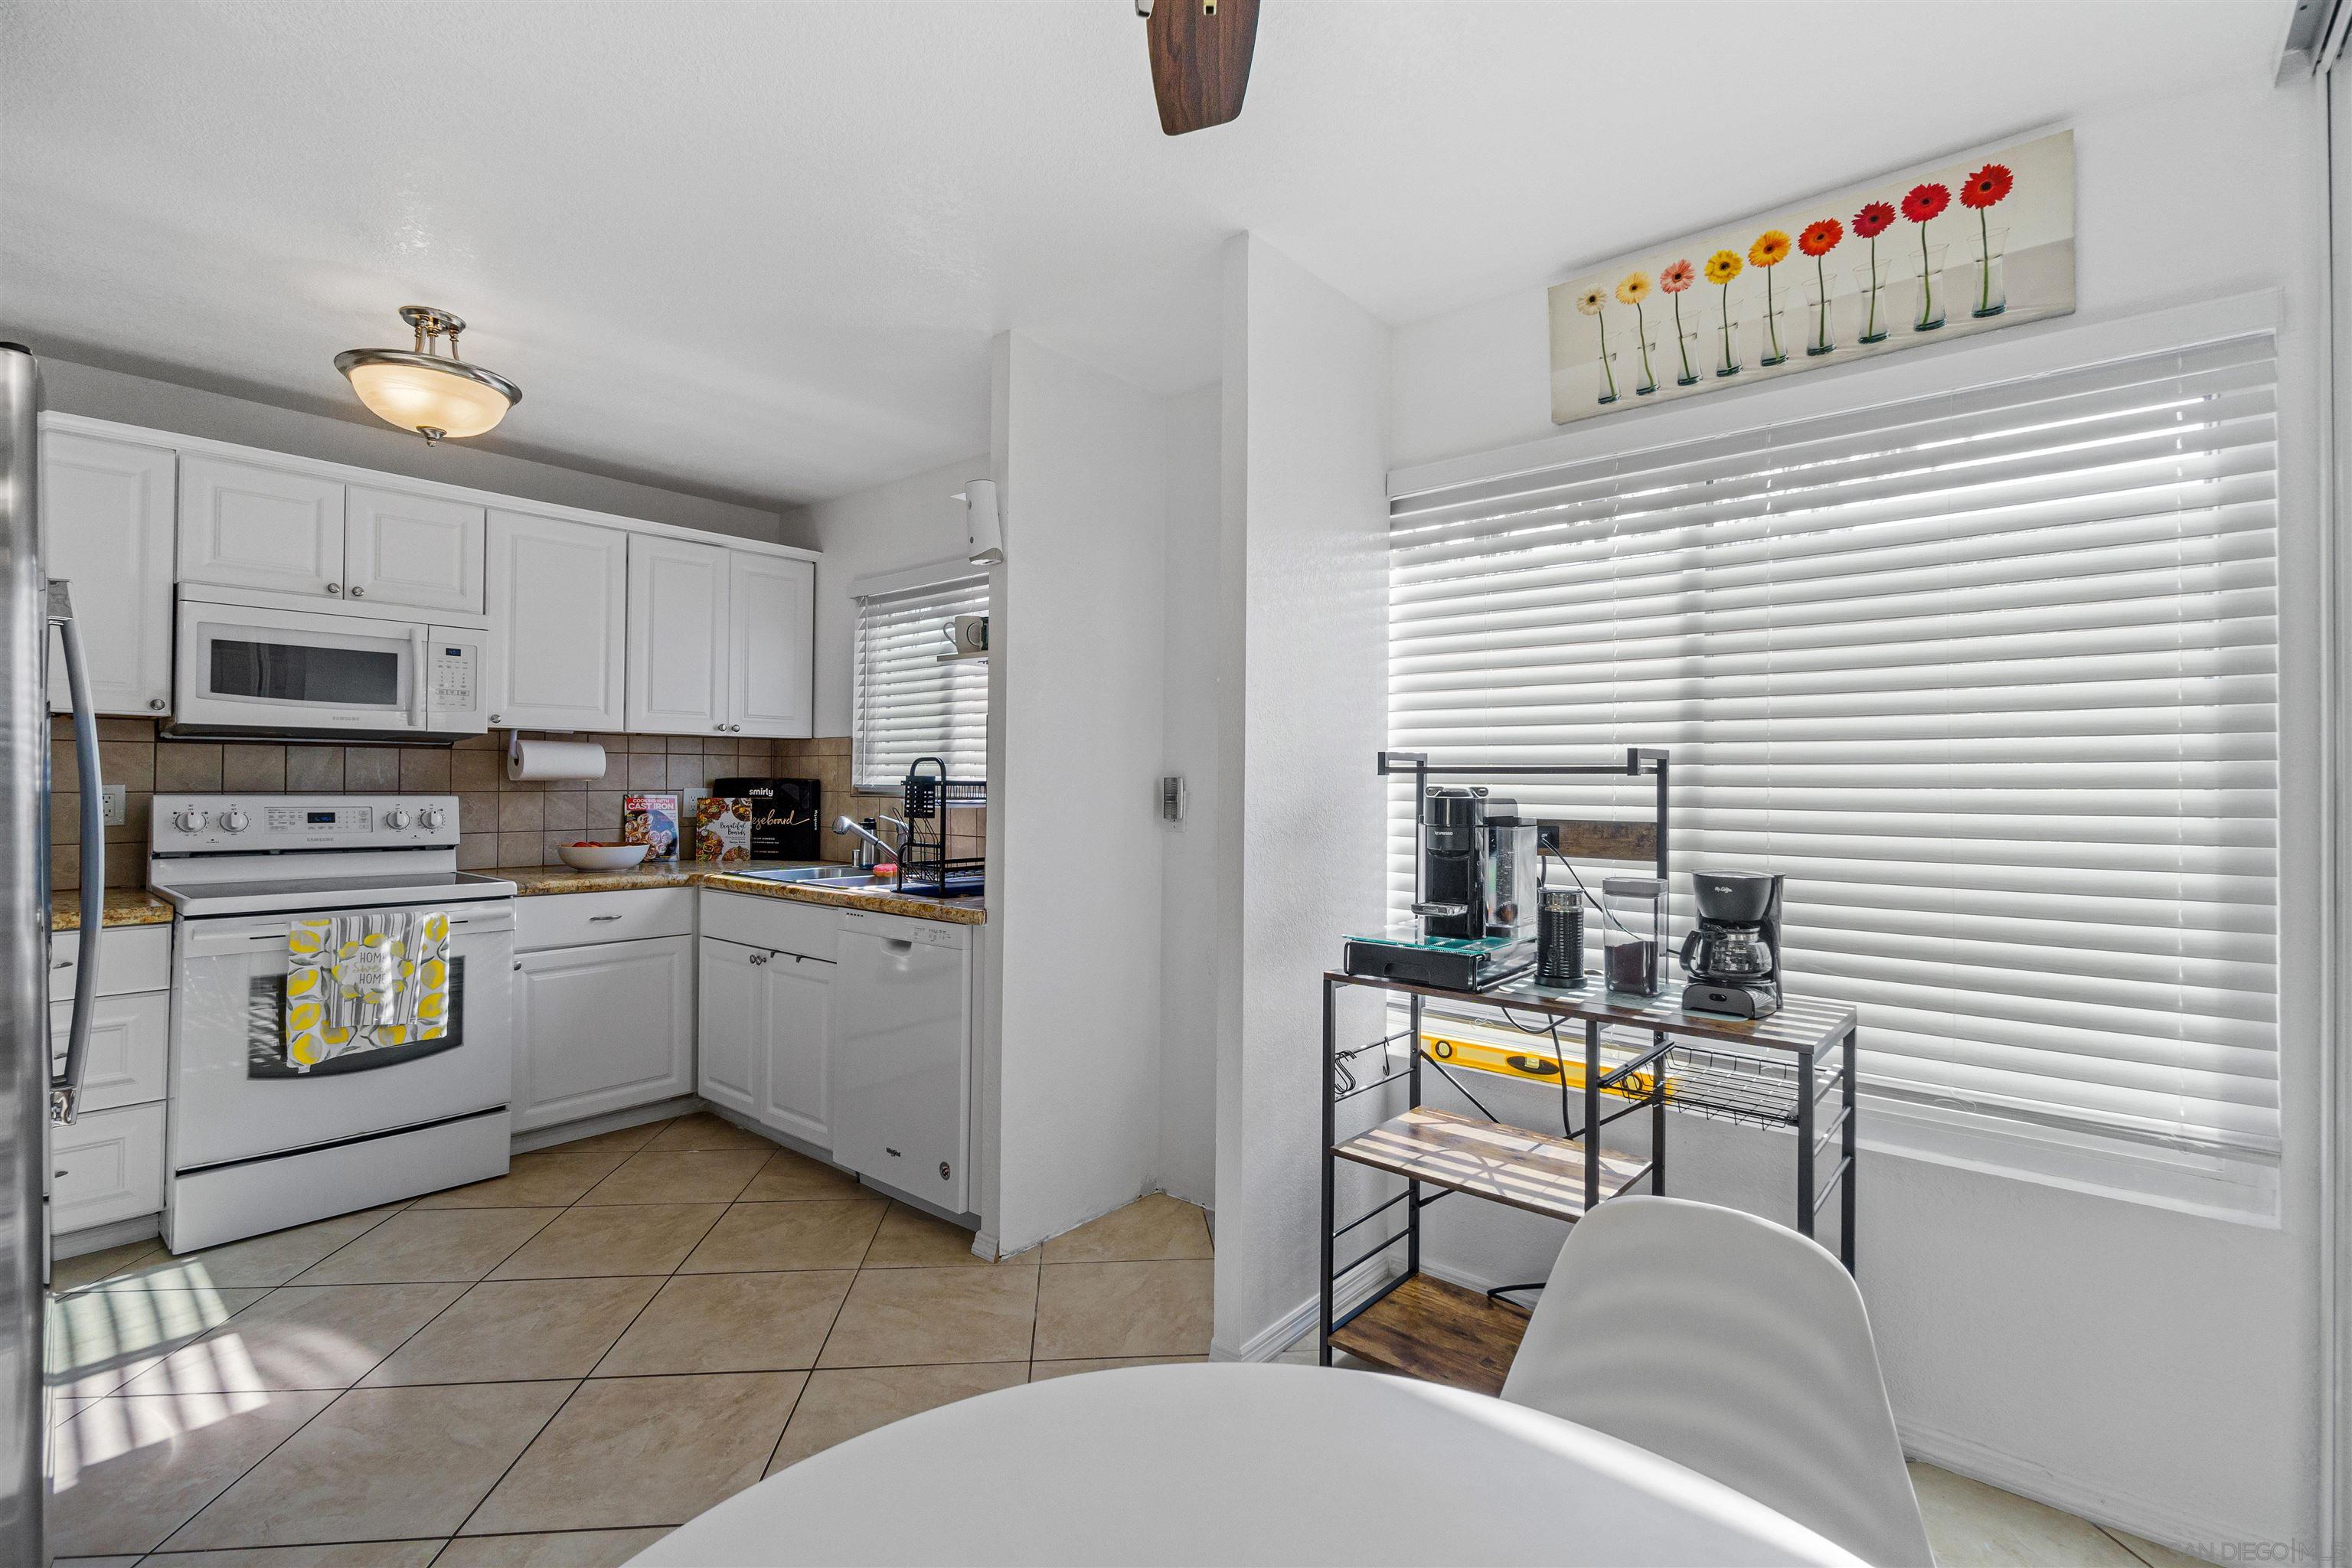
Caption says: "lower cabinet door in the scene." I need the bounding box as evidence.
[696,937,764,1117]
[759,954,833,1148]
[50,1102,165,1236]
[513,936,695,1133]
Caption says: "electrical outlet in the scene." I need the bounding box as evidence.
[100,784,126,827]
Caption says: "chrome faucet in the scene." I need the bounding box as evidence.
[832,814,906,869]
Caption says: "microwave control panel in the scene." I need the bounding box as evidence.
[430,643,476,711]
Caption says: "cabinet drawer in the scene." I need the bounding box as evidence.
[51,1102,165,1235]
[515,888,694,952]
[50,924,172,998]
[51,989,168,1114]
[701,890,837,962]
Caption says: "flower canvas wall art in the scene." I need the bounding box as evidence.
[1547,129,2073,425]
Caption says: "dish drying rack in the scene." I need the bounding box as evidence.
[895,756,985,897]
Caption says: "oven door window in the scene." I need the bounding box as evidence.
[244,957,468,1078]
[210,637,402,707]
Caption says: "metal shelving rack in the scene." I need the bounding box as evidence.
[1318,747,1859,1395]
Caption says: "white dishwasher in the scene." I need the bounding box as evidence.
[830,909,972,1214]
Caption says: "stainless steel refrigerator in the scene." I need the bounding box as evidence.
[2,341,107,1562]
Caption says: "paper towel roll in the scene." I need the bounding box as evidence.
[506,737,606,782]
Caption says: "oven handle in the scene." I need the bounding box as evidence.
[183,905,516,956]
[410,626,428,729]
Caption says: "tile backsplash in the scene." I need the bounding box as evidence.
[47,722,971,888]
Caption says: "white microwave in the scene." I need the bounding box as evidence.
[170,586,488,740]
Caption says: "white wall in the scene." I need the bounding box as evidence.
[33,355,803,547]
[805,453,991,739]
[1384,76,2330,1552]
[1158,383,1223,1208]
[1210,234,1393,1358]
[991,333,1172,1253]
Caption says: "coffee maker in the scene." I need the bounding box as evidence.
[1678,871,1785,1018]
[1415,787,1536,942]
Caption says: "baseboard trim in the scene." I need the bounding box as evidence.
[511,1095,704,1155]
[1900,1417,2288,1563]
[52,1212,162,1261]
[1214,1257,1403,1364]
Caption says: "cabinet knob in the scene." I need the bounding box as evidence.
[147,698,165,711]
[489,714,502,725]
[325,583,341,595]
[350,586,366,599]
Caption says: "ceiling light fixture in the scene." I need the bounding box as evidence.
[335,305,520,446]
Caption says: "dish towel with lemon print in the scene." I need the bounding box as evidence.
[283,911,452,1069]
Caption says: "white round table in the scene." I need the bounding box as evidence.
[629,1363,1863,1566]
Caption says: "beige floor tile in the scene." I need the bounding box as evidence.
[677,1199,885,1273]
[429,1529,671,1568]
[118,1283,468,1395]
[487,1204,726,1280]
[1909,1463,2148,1568]
[47,1285,270,1398]
[47,1389,339,1557]
[641,1111,779,1153]
[50,1555,143,1567]
[576,1150,770,1206]
[738,1146,864,1202]
[97,1212,404,1292]
[361,1279,661,1386]
[1033,1260,1214,1361]
[165,1380,577,1550]
[2103,1528,2222,1568]
[50,1237,166,1294]
[1029,1354,1210,1380]
[541,1119,673,1156]
[860,1201,996,1268]
[144,1542,445,1566]
[596,1271,854,1376]
[1041,1194,1215,1265]
[767,1362,1026,1474]
[816,1264,1040,1368]
[466,1372,805,1534]
[290,1210,558,1286]
[412,1149,630,1210]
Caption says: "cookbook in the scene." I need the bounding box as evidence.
[622,792,681,860]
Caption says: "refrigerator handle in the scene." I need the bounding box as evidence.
[47,581,101,1125]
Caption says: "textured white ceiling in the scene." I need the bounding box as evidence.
[0,1,2283,507]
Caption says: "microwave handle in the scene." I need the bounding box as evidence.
[410,626,427,728]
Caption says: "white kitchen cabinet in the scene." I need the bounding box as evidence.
[50,1102,165,1236]
[41,431,176,715]
[696,936,764,1118]
[345,485,486,613]
[45,923,173,1246]
[698,933,833,1143]
[178,454,345,599]
[50,990,168,1116]
[511,934,696,1132]
[728,551,815,738]
[484,510,629,731]
[627,534,731,735]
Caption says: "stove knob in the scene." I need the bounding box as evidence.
[172,807,209,834]
[219,808,250,834]
[419,805,447,831]
[384,807,413,831]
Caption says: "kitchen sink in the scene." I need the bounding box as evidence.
[732,867,880,886]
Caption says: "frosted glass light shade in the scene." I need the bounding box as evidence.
[340,355,515,439]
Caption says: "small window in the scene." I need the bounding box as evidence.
[851,573,989,792]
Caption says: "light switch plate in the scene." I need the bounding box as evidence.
[100,784,126,827]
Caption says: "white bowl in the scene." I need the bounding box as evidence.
[557,843,652,872]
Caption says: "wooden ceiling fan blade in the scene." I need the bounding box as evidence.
[1146,0,1259,136]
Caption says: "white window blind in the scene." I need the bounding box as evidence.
[1387,333,2280,1158]
[852,573,989,791]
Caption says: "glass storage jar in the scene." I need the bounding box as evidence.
[1601,876,1668,998]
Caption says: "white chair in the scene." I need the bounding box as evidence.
[1499,1195,1932,1568]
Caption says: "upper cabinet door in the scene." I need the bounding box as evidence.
[41,432,175,716]
[728,552,815,738]
[626,534,731,735]
[178,455,345,599]
[484,510,627,730]
[346,485,486,614]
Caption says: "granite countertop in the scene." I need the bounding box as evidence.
[495,861,988,926]
[52,889,175,932]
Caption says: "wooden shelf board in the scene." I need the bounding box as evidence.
[1332,1106,1651,1225]
[1329,1273,1528,1397]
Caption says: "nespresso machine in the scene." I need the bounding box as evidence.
[1343,786,1538,990]
[1677,870,1785,1018]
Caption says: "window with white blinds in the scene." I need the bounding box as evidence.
[852,573,989,791]
[1388,333,2280,1158]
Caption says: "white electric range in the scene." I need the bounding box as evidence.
[149,793,518,1252]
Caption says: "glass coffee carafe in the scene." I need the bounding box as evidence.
[1600,877,1668,997]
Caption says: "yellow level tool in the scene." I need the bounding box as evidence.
[1419,1025,1674,1102]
